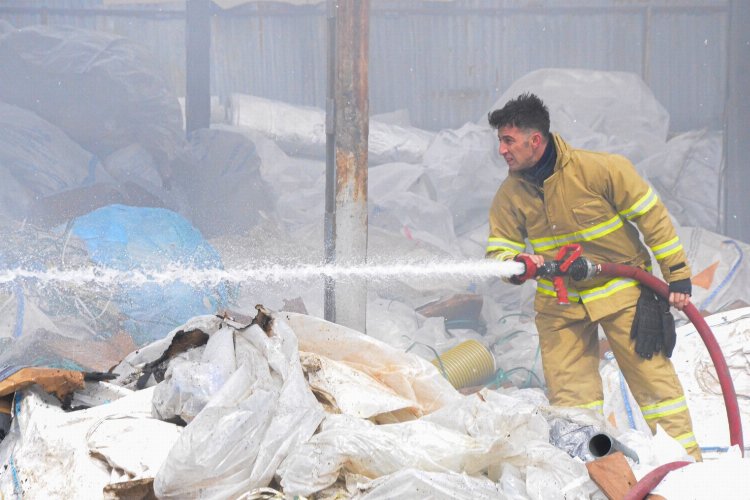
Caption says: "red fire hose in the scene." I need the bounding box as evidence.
[598,263,744,499]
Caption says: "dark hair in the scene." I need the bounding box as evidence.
[488,92,550,139]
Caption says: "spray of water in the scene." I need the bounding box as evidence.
[0,259,525,287]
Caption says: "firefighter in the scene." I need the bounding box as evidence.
[486,93,701,460]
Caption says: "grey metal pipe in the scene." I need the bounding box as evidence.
[588,432,640,463]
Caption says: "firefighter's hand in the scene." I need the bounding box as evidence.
[668,278,692,311]
[669,292,690,311]
[521,253,545,267]
[510,253,543,284]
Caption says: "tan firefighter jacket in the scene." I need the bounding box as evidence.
[486,134,691,321]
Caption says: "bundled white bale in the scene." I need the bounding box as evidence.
[638,130,723,231]
[485,68,669,164]
[0,24,184,167]
[0,101,113,222]
[228,93,435,165]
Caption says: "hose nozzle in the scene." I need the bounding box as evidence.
[568,256,599,281]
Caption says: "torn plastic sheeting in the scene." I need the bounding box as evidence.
[277,412,515,496]
[153,314,325,499]
[0,385,163,499]
[112,314,223,389]
[283,311,461,414]
[86,415,182,479]
[279,391,598,499]
[422,389,599,500]
[349,469,505,500]
[300,351,421,420]
[152,325,237,423]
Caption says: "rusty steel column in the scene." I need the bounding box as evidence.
[324,0,336,323]
[329,0,370,333]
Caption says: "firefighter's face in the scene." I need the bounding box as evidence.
[497,126,543,172]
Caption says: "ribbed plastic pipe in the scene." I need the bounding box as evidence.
[432,339,495,389]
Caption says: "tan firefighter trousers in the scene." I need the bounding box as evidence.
[535,299,702,460]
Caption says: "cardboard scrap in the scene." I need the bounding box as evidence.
[0,367,85,402]
[103,478,156,500]
[0,395,11,415]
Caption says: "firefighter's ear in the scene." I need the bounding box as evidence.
[529,131,543,149]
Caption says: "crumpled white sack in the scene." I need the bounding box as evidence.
[112,314,223,388]
[86,415,182,478]
[279,389,597,499]
[301,351,420,419]
[152,325,236,423]
[284,311,461,414]
[154,315,325,500]
[349,468,505,500]
[0,386,163,499]
[277,412,517,497]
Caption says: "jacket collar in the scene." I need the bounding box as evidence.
[551,133,572,171]
[509,132,571,184]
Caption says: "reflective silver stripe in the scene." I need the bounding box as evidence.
[486,236,525,253]
[578,277,639,302]
[651,236,683,261]
[641,396,688,420]
[620,187,658,220]
[529,215,623,252]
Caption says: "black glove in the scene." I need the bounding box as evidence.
[630,288,677,359]
[669,278,692,296]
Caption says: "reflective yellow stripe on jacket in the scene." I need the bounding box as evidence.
[538,277,639,304]
[650,236,684,261]
[619,187,658,220]
[529,215,624,253]
[486,236,525,255]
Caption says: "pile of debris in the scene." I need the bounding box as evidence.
[2,306,748,498]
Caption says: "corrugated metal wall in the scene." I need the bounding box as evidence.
[0,0,729,132]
